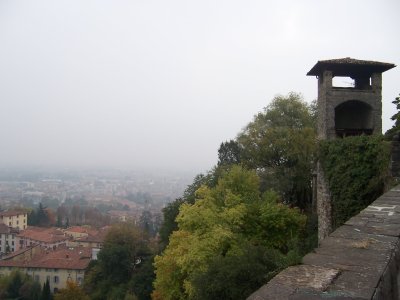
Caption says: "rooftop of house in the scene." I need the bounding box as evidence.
[0,246,91,270]
[64,226,97,236]
[17,226,69,243]
[0,224,19,234]
[0,210,28,217]
[75,230,107,244]
[1,245,41,260]
[307,57,396,77]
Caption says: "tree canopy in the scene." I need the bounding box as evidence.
[0,270,42,300]
[237,92,316,208]
[54,281,89,300]
[155,92,317,299]
[84,223,153,300]
[153,166,306,300]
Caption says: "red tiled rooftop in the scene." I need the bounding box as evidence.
[65,226,87,233]
[0,246,91,270]
[18,226,68,243]
[64,226,97,235]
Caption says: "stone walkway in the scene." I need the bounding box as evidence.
[247,186,400,300]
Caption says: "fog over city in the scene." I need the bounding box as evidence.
[0,0,399,173]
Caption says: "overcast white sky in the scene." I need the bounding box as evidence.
[0,0,399,173]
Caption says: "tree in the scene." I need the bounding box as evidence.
[385,93,400,140]
[153,166,306,300]
[139,211,153,236]
[7,271,23,299]
[84,223,152,300]
[19,279,41,300]
[158,170,218,247]
[0,271,42,300]
[56,206,68,228]
[54,281,89,300]
[218,140,242,166]
[128,256,155,300]
[237,92,316,209]
[190,245,285,300]
[40,278,52,300]
[29,203,52,227]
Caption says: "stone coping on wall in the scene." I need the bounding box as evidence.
[247,185,400,300]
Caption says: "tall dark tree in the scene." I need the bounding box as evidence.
[40,279,52,300]
[139,210,153,236]
[7,271,23,298]
[29,203,51,227]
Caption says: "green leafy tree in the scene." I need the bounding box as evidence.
[0,270,41,299]
[153,166,306,300]
[84,223,152,300]
[190,245,285,300]
[237,92,316,209]
[218,140,242,166]
[54,281,89,300]
[7,271,23,298]
[158,170,220,247]
[19,279,41,300]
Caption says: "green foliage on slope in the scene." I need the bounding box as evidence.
[319,135,391,228]
[153,166,306,300]
[155,93,318,299]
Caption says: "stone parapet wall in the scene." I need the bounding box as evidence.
[247,185,400,300]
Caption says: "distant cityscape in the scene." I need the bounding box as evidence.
[0,167,195,225]
[0,167,196,294]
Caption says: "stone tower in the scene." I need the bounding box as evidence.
[307,58,395,242]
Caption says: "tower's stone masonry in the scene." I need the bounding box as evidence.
[307,58,395,242]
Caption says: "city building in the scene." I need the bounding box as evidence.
[66,228,107,249]
[63,226,97,239]
[0,210,28,230]
[18,226,69,250]
[0,246,92,293]
[0,224,20,255]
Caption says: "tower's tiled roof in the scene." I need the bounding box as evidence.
[307,57,396,76]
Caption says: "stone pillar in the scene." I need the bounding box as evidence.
[316,162,332,243]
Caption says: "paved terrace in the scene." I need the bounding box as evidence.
[248,185,400,300]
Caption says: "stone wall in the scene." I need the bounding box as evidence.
[247,185,400,300]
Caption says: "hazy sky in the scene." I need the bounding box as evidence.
[0,1,399,173]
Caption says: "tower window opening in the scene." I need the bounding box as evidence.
[332,76,354,88]
[335,100,373,138]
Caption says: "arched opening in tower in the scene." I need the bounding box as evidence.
[334,100,373,138]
